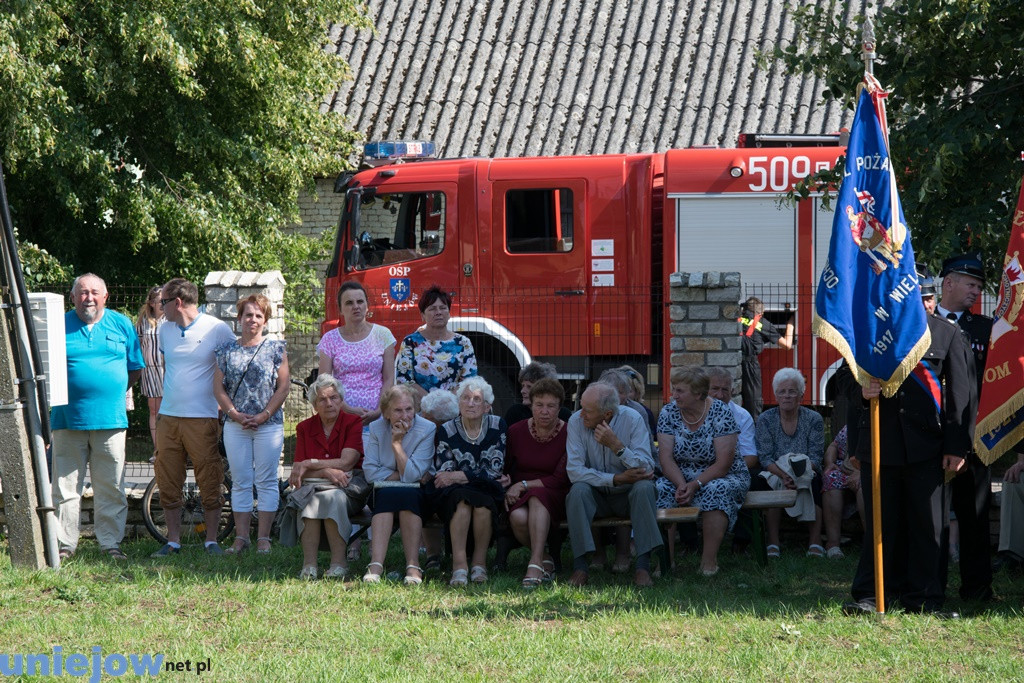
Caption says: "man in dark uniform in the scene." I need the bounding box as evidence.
[936,253,994,601]
[844,277,973,616]
[738,297,792,419]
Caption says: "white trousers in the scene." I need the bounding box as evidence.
[51,428,127,551]
[222,420,283,513]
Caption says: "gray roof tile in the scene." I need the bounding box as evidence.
[327,0,871,160]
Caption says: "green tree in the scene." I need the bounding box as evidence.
[1,0,367,325]
[774,0,1024,282]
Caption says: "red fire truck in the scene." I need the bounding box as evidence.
[324,139,846,412]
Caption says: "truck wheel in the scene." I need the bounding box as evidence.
[476,358,518,419]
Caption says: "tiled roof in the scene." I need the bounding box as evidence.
[324,0,869,159]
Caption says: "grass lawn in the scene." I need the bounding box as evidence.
[1,535,1022,681]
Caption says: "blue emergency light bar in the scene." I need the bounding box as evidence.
[363,141,436,165]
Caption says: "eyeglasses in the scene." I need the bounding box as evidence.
[160,297,176,307]
[459,395,487,405]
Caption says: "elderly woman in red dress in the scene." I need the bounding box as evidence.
[288,374,368,580]
[503,378,570,588]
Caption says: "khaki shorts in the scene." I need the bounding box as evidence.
[154,415,224,510]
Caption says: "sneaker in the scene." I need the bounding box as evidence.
[150,543,180,558]
[58,547,75,560]
[205,543,225,555]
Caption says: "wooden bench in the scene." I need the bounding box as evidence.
[547,489,798,568]
[347,489,797,571]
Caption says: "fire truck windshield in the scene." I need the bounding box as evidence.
[344,190,446,271]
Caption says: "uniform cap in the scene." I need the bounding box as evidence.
[917,265,936,298]
[940,253,984,282]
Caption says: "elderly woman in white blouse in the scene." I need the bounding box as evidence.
[362,384,436,585]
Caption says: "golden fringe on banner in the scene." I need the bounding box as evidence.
[812,314,932,397]
[974,388,1024,465]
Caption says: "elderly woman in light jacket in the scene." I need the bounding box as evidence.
[362,384,436,585]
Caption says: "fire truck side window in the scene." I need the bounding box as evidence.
[505,188,574,253]
[354,191,446,269]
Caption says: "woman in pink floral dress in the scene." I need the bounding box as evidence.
[318,282,397,426]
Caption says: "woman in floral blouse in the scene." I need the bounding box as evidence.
[395,285,477,398]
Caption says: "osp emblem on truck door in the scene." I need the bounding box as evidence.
[389,277,411,303]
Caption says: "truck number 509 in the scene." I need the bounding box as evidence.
[747,156,833,192]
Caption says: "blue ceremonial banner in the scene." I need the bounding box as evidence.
[812,84,930,395]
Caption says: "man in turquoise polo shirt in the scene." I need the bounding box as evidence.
[51,273,144,560]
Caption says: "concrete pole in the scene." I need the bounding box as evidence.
[0,301,46,569]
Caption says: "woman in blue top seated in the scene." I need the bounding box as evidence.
[754,367,825,558]
[362,384,436,585]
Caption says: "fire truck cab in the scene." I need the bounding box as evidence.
[326,140,845,411]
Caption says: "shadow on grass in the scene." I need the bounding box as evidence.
[8,537,1022,622]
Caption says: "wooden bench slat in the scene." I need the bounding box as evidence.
[742,489,798,509]
[349,494,794,536]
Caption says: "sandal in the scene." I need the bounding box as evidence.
[256,537,272,555]
[225,538,251,555]
[324,564,349,579]
[522,563,546,589]
[298,565,318,580]
[404,564,424,586]
[424,554,442,571]
[347,538,363,561]
[766,544,781,558]
[362,561,384,583]
[470,565,488,584]
[105,547,128,561]
[541,558,556,582]
[826,546,845,559]
[807,544,825,557]
[449,568,469,587]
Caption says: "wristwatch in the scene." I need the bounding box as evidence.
[614,446,626,457]
[522,480,529,490]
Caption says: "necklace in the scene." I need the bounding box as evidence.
[462,418,484,444]
[680,398,708,427]
[529,418,563,443]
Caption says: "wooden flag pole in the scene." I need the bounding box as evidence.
[870,396,885,615]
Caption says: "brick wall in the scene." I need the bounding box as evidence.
[283,178,342,411]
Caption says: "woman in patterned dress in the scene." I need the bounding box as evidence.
[430,377,505,586]
[213,294,290,554]
[754,368,825,557]
[395,285,477,398]
[135,286,164,452]
[318,281,397,426]
[655,366,750,576]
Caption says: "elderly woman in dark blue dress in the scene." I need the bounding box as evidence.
[655,366,750,576]
[431,377,506,586]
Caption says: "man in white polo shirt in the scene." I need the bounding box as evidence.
[151,278,236,556]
